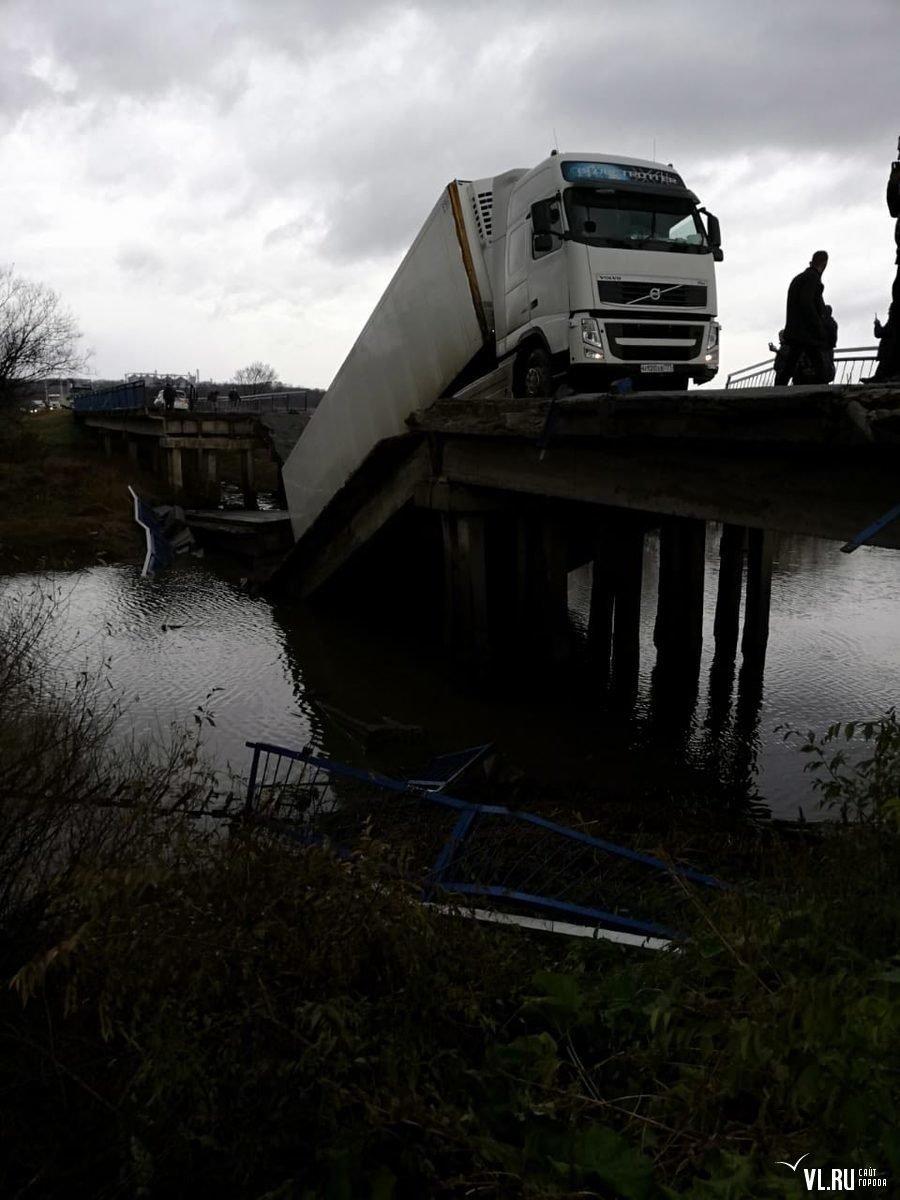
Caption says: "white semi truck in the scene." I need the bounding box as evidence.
[283,151,722,541]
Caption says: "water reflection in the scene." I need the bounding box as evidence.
[1,526,897,821]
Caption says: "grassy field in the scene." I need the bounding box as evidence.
[0,409,279,573]
[0,410,157,572]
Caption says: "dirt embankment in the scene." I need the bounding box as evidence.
[0,410,159,573]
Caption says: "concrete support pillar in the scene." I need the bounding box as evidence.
[240,449,255,492]
[168,447,183,492]
[102,433,113,458]
[241,449,258,509]
[611,523,644,689]
[183,449,201,494]
[442,512,489,663]
[514,515,569,665]
[654,516,706,669]
[587,553,614,673]
[205,450,217,494]
[713,523,745,656]
[589,521,645,687]
[741,528,774,661]
[127,438,139,465]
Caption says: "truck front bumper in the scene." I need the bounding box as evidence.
[567,316,719,383]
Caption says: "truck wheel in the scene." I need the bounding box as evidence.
[518,346,554,399]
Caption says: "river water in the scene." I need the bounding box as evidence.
[3,529,897,821]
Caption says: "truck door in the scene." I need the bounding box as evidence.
[504,219,531,342]
[527,197,568,354]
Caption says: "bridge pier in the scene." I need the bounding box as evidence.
[709,523,774,665]
[713,523,745,655]
[588,519,644,689]
[203,450,218,497]
[741,528,774,661]
[241,449,258,509]
[514,515,570,666]
[441,512,489,664]
[168,446,184,492]
[654,516,706,671]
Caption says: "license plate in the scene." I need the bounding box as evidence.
[640,363,673,374]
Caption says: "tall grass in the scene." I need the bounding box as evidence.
[0,584,898,1197]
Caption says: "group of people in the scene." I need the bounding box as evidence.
[774,249,898,386]
[161,382,243,412]
[772,251,839,386]
[774,148,900,386]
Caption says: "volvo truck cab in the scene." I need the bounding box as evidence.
[480,152,722,395]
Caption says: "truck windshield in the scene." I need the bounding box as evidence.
[563,188,708,254]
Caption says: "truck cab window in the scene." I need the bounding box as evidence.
[530,198,563,259]
[563,188,708,254]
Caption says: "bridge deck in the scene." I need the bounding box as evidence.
[272,383,900,599]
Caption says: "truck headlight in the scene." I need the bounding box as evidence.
[707,323,720,350]
[581,317,604,359]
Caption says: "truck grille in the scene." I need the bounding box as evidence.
[604,323,704,361]
[598,280,707,307]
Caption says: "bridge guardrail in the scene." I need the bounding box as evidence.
[241,740,727,945]
[72,382,147,413]
[725,346,878,389]
[194,391,319,415]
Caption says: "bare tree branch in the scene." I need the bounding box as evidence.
[0,266,88,404]
[233,360,278,387]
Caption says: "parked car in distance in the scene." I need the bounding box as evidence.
[152,389,189,411]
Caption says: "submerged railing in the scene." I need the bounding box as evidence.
[725,346,878,389]
[242,740,726,946]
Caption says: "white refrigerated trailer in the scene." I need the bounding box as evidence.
[283,151,722,542]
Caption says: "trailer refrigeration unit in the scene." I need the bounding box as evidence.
[283,151,722,542]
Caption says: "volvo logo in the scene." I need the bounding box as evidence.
[649,287,661,301]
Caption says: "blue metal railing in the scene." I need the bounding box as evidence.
[242,740,727,942]
[72,382,147,413]
[725,346,878,389]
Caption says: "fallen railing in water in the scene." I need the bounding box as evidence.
[241,740,728,949]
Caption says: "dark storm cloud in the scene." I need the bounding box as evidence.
[4,0,894,266]
[5,0,893,139]
[532,0,897,155]
[4,0,244,109]
[2,0,894,382]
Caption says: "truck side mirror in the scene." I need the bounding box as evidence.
[703,210,723,260]
[532,232,554,253]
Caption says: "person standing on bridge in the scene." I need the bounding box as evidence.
[774,250,831,386]
[162,380,177,412]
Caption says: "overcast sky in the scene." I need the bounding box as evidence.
[1,0,896,387]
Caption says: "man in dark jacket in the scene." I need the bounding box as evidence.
[871,296,899,382]
[774,250,831,386]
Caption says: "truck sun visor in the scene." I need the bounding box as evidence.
[562,161,685,189]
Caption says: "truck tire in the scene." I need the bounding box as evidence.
[518,346,554,399]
